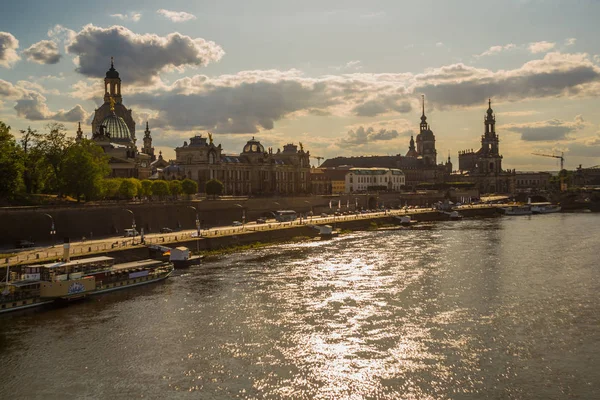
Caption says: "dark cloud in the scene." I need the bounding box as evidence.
[352,96,411,117]
[66,24,224,83]
[14,92,87,122]
[338,126,411,148]
[503,115,585,141]
[128,80,338,133]
[415,53,600,108]
[23,40,62,64]
[0,31,20,67]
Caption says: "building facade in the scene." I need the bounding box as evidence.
[345,168,405,193]
[515,171,552,192]
[160,135,311,195]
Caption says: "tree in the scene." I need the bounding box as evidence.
[19,127,48,194]
[181,178,198,198]
[169,180,182,199]
[0,121,23,199]
[101,178,122,199]
[61,139,110,202]
[140,179,153,198]
[151,180,170,200]
[205,179,224,199]
[39,123,73,194]
[119,178,140,200]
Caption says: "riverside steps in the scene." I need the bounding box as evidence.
[1,205,502,266]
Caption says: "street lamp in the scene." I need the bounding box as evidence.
[123,209,136,244]
[188,205,200,252]
[43,213,56,243]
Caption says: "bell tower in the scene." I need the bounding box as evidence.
[104,57,122,104]
[142,121,155,161]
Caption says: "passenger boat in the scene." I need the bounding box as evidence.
[501,205,532,215]
[530,202,561,214]
[1,256,173,314]
[397,215,415,226]
[449,211,463,220]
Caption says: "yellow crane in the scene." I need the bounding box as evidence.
[532,152,566,191]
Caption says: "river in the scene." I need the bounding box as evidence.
[1,213,599,399]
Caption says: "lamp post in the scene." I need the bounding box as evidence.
[188,205,200,252]
[43,213,56,244]
[123,209,136,244]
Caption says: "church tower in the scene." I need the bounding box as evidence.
[104,57,122,104]
[415,95,437,166]
[405,135,418,157]
[142,121,155,161]
[75,121,83,143]
[479,99,502,173]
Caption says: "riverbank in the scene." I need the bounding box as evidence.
[2,205,502,266]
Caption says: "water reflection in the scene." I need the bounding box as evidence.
[1,214,599,399]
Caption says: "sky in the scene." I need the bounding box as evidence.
[1,0,600,170]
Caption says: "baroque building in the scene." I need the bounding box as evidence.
[456,100,515,193]
[321,95,451,187]
[159,134,311,195]
[79,58,154,179]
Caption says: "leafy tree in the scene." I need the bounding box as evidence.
[39,123,73,194]
[205,179,224,199]
[181,178,198,198]
[101,178,122,199]
[119,178,140,200]
[19,127,48,194]
[169,180,182,199]
[140,179,153,198]
[0,121,24,199]
[61,139,110,202]
[151,180,170,200]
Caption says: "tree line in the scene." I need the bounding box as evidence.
[0,120,203,204]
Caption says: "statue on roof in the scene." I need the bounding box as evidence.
[109,96,116,112]
[208,131,213,145]
[299,142,304,151]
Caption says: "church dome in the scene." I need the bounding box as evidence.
[101,112,131,142]
[243,137,264,153]
[417,129,435,141]
[106,63,120,79]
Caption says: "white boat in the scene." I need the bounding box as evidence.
[398,216,413,226]
[530,202,561,214]
[501,205,532,215]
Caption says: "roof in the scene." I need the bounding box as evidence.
[348,167,404,175]
[112,259,165,271]
[42,256,114,269]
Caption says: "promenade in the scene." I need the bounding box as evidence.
[1,204,502,266]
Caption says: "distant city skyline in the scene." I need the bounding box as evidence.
[1,0,599,170]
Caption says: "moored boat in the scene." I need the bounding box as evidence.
[1,256,173,314]
[530,202,561,214]
[501,205,532,215]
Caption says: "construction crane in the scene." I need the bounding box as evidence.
[311,156,324,166]
[532,152,566,191]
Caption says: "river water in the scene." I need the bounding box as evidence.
[1,214,599,399]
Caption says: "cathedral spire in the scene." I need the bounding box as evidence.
[76,121,83,142]
[420,94,428,132]
[422,94,425,117]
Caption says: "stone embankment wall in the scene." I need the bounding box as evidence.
[0,192,474,246]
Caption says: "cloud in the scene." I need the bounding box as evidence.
[503,115,585,141]
[352,96,411,117]
[528,41,556,54]
[23,40,61,64]
[66,24,224,84]
[156,9,196,22]
[415,52,600,108]
[0,79,23,98]
[0,31,20,68]
[16,80,60,95]
[110,13,142,22]
[331,60,362,71]
[14,91,88,122]
[476,43,517,58]
[338,126,407,148]
[567,141,600,158]
[565,38,576,46]
[436,42,444,47]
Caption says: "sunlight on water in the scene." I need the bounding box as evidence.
[1,214,599,399]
